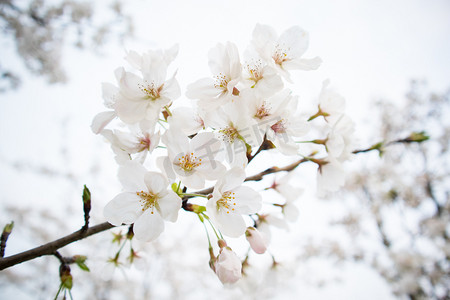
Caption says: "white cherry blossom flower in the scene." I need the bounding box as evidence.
[101,125,160,164]
[263,97,309,155]
[125,44,179,72]
[206,167,262,237]
[91,69,123,134]
[251,24,322,82]
[245,88,293,131]
[269,172,303,222]
[167,106,205,136]
[208,102,262,167]
[325,114,355,162]
[256,214,289,246]
[162,130,225,189]
[214,246,242,284]
[316,156,346,197]
[186,42,241,110]
[310,79,346,124]
[103,162,181,242]
[114,60,180,124]
[242,52,283,98]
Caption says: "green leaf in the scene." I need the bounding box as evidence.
[76,261,90,272]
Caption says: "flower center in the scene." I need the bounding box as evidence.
[178,152,202,172]
[271,119,287,133]
[214,73,230,92]
[272,44,291,65]
[255,102,271,119]
[216,191,236,214]
[219,126,239,143]
[138,80,164,100]
[137,135,151,152]
[136,190,158,213]
[245,59,263,83]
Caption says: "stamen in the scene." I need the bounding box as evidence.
[137,134,151,152]
[271,119,287,134]
[272,44,291,65]
[216,191,237,214]
[178,153,202,172]
[219,126,239,143]
[136,190,158,213]
[255,101,271,119]
[138,80,164,100]
[245,59,263,83]
[213,73,230,91]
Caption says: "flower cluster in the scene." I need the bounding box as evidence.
[92,24,355,284]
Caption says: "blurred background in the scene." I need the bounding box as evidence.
[0,0,449,299]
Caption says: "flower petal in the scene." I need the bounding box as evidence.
[217,167,246,193]
[157,191,181,222]
[103,192,142,226]
[118,161,147,191]
[133,209,165,242]
[144,172,168,195]
[232,186,262,214]
[91,111,116,134]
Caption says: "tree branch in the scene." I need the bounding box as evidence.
[0,222,115,270]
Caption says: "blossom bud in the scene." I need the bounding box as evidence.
[214,247,242,284]
[405,131,429,143]
[245,227,267,254]
[59,264,73,290]
[218,239,227,249]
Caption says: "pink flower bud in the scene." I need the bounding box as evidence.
[245,227,267,254]
[214,247,242,284]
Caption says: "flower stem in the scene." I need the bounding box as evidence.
[181,193,208,198]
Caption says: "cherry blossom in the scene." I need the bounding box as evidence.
[324,114,356,162]
[251,23,322,82]
[206,167,262,237]
[186,42,241,110]
[103,162,181,242]
[310,79,346,124]
[162,130,225,189]
[241,51,284,98]
[91,72,122,134]
[101,125,160,164]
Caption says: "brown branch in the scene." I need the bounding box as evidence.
[0,222,115,271]
[191,158,309,197]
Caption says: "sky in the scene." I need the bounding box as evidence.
[0,0,449,299]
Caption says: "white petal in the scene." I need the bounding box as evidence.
[114,97,148,124]
[180,172,205,189]
[232,186,262,214]
[217,167,246,193]
[278,26,309,58]
[190,132,220,156]
[133,209,165,242]
[157,191,181,222]
[215,211,247,238]
[103,192,142,226]
[196,160,226,180]
[91,111,116,134]
[144,172,168,195]
[118,161,147,192]
[283,57,322,71]
[186,78,221,100]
